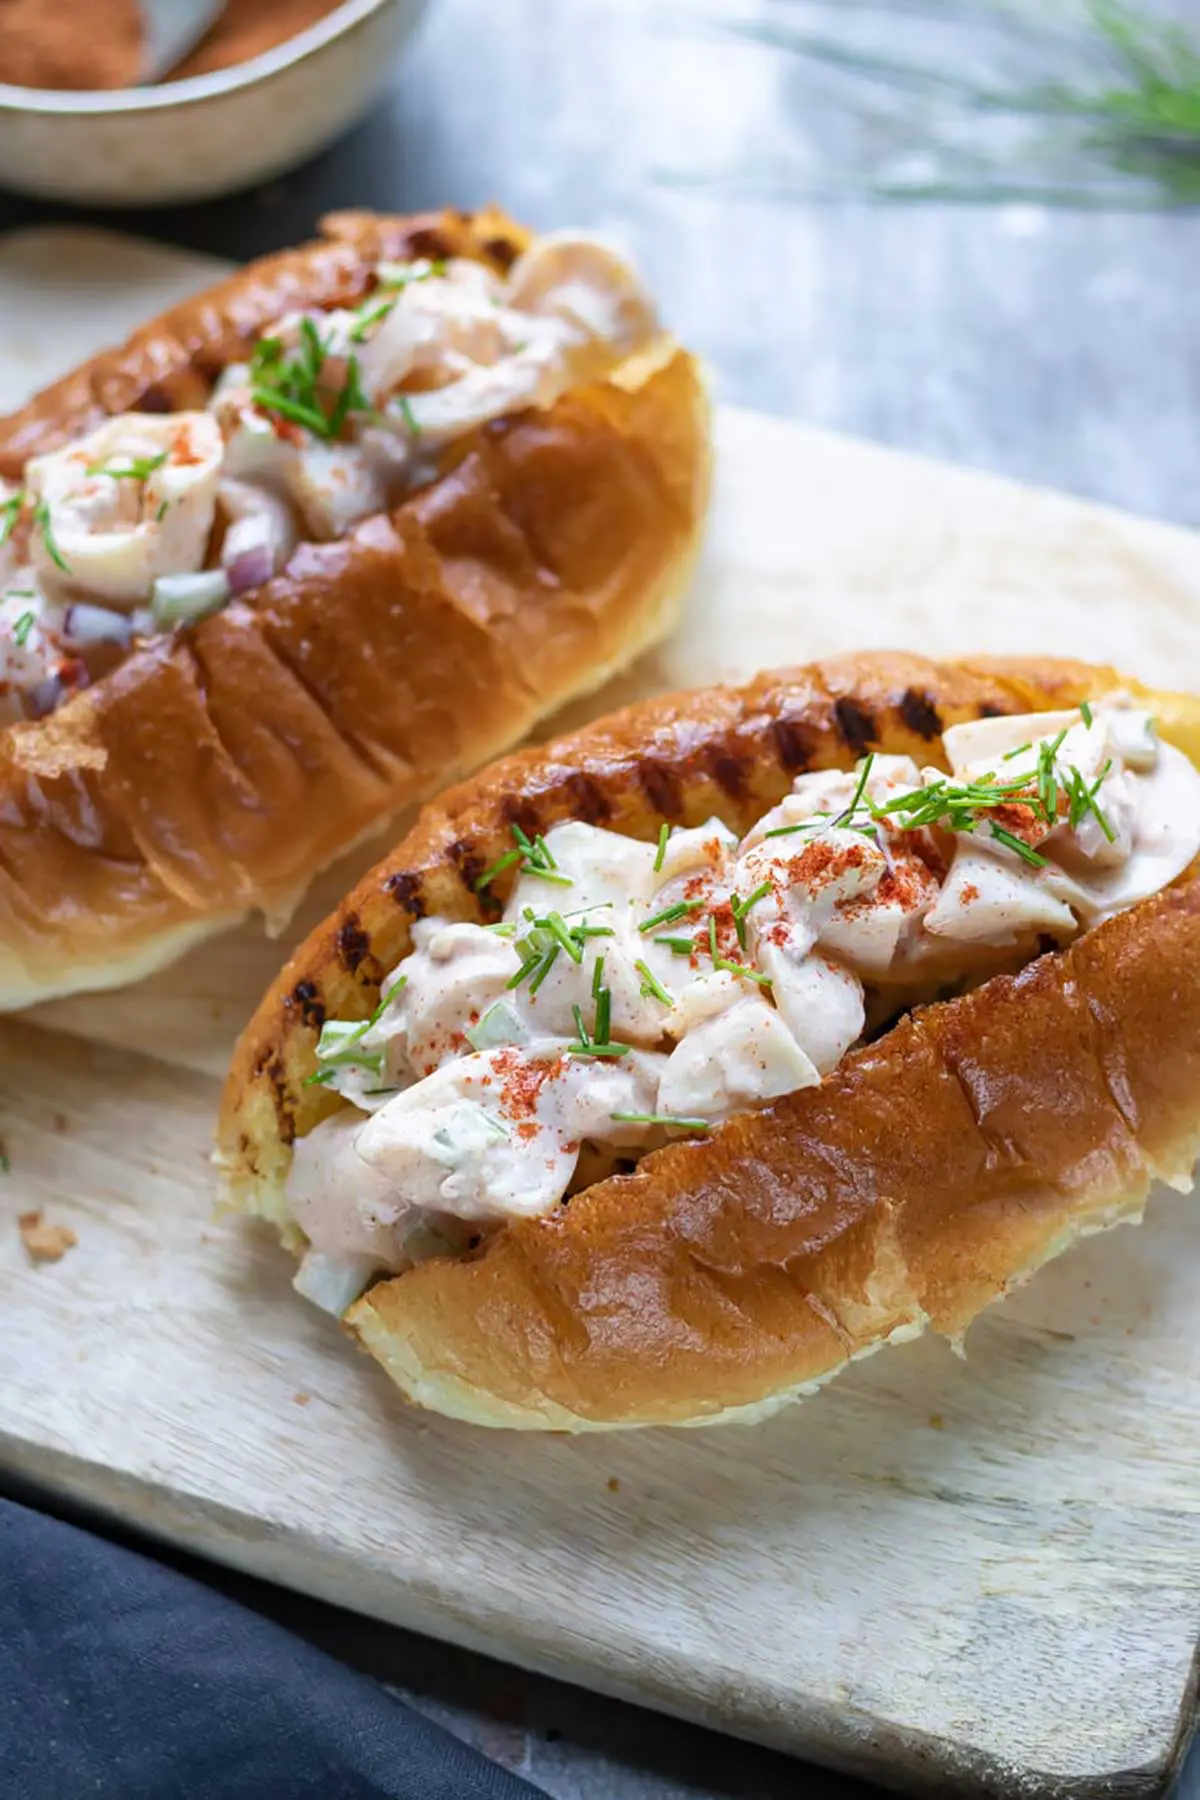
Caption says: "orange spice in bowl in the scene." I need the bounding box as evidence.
[0,0,350,91]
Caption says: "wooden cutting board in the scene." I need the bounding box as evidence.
[3,228,1199,1799]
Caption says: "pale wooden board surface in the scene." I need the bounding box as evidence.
[3,228,1200,1797]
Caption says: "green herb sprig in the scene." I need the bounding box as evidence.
[634,959,673,1006]
[32,500,70,573]
[707,914,772,989]
[250,324,374,442]
[0,490,25,549]
[729,880,772,949]
[567,990,630,1059]
[86,450,168,482]
[476,824,573,893]
[639,897,705,935]
[610,1111,709,1132]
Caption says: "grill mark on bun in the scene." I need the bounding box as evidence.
[771,715,818,774]
[709,749,749,801]
[448,836,488,894]
[288,979,326,1031]
[834,695,878,757]
[564,769,614,825]
[336,916,373,974]
[406,226,455,261]
[636,757,684,819]
[386,869,427,918]
[898,687,943,740]
[501,794,544,839]
[485,236,521,271]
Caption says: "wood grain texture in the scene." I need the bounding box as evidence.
[3,228,1200,1797]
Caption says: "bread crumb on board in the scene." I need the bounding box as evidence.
[18,1210,77,1265]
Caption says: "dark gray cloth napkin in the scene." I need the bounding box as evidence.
[1,1499,547,1800]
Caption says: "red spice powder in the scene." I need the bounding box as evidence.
[835,851,934,923]
[783,837,871,898]
[984,800,1044,848]
[492,1050,563,1123]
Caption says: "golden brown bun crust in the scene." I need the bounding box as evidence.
[217,653,1200,1428]
[0,208,709,1008]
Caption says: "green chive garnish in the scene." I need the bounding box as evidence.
[653,823,670,872]
[610,1112,709,1132]
[639,897,704,934]
[635,959,673,1006]
[86,450,168,482]
[33,500,70,573]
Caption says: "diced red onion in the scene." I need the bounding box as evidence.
[25,676,63,720]
[61,602,135,647]
[224,542,274,596]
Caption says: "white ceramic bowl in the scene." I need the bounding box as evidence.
[0,0,429,207]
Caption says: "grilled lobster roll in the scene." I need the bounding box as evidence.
[217,653,1200,1430]
[0,206,709,1008]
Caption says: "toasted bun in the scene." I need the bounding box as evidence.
[0,207,709,1009]
[217,653,1200,1429]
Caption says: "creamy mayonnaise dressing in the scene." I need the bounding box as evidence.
[286,702,1200,1314]
[0,235,657,726]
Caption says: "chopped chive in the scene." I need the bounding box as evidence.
[659,935,697,956]
[251,385,330,436]
[85,450,168,482]
[989,824,1048,867]
[156,500,169,522]
[378,258,447,290]
[635,959,673,1006]
[594,985,612,1044]
[639,897,704,934]
[1002,740,1033,762]
[13,610,34,648]
[571,1002,588,1044]
[730,880,772,948]
[567,1041,630,1059]
[506,952,542,990]
[541,911,583,963]
[522,867,573,887]
[838,752,876,825]
[708,912,773,987]
[653,823,670,872]
[592,954,605,998]
[475,847,522,892]
[397,394,422,437]
[1080,700,1094,727]
[610,1112,709,1132]
[0,490,24,549]
[32,500,70,573]
[350,295,396,342]
[527,946,560,994]
[302,1067,338,1088]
